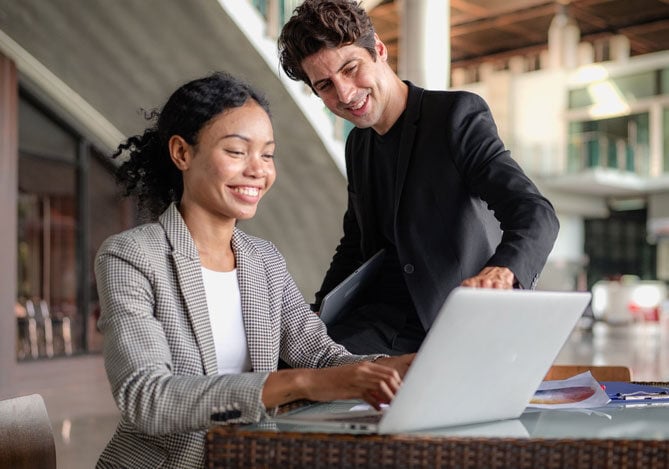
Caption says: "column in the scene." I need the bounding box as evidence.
[0,52,18,392]
[399,0,450,90]
[547,3,580,70]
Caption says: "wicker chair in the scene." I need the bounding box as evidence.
[545,364,632,382]
[0,393,56,469]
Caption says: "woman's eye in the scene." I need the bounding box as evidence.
[262,153,275,160]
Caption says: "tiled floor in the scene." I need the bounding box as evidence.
[46,318,669,468]
[54,413,119,469]
[555,319,669,381]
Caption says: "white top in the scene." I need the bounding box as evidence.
[201,267,251,375]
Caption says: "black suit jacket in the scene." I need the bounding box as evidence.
[315,82,559,329]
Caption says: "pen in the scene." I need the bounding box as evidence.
[616,391,669,401]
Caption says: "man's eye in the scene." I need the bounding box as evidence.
[317,82,332,92]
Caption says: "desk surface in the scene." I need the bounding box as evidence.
[208,397,669,468]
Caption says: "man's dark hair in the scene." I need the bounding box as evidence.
[278,0,376,87]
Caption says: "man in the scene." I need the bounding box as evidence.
[278,0,559,355]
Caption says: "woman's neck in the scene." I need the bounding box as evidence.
[179,203,236,272]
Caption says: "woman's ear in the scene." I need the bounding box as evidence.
[169,135,191,171]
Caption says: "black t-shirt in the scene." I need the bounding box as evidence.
[361,113,423,335]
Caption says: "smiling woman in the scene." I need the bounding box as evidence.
[94,72,414,468]
[169,100,277,271]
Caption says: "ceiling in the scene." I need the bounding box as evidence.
[2,0,669,296]
[370,0,669,70]
[0,0,347,298]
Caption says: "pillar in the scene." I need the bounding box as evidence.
[398,0,450,90]
[0,51,18,392]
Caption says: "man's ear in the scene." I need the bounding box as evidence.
[374,34,388,62]
[169,135,191,171]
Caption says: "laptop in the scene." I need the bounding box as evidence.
[318,249,386,326]
[274,287,592,433]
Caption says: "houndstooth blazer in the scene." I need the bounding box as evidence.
[95,203,374,469]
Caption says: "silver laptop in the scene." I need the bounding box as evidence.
[319,249,386,326]
[274,287,592,433]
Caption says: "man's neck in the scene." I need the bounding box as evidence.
[373,77,409,135]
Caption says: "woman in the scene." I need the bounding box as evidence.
[95,72,413,468]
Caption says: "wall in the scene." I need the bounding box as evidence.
[452,65,603,289]
[0,52,18,392]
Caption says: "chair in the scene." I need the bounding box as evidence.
[545,364,632,382]
[23,300,40,359]
[0,394,56,469]
[38,299,54,358]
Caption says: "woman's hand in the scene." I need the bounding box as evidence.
[262,360,405,410]
[302,361,402,410]
[373,353,415,378]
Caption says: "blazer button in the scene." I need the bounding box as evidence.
[403,264,415,274]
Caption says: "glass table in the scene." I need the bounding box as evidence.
[207,396,669,468]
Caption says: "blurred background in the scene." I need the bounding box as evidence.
[1,0,669,467]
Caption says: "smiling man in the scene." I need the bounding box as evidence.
[278,0,559,355]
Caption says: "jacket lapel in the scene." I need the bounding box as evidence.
[394,82,423,217]
[231,229,275,372]
[159,204,219,376]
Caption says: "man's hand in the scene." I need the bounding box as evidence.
[461,266,515,289]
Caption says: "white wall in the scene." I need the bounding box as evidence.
[510,69,569,176]
[551,213,585,263]
[453,68,591,289]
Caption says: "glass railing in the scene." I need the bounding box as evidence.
[250,0,354,144]
[567,130,650,176]
[251,0,267,18]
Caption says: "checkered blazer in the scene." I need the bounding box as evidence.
[95,203,373,468]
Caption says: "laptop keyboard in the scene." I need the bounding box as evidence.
[321,413,382,424]
[291,400,366,415]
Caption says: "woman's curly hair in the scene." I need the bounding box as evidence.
[278,0,376,88]
[113,72,270,219]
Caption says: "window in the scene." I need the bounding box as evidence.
[664,107,669,174]
[584,208,656,289]
[569,71,657,109]
[567,113,650,175]
[16,92,131,360]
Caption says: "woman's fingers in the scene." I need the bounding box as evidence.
[304,362,403,404]
[374,353,415,378]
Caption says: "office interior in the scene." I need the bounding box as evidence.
[1,0,669,467]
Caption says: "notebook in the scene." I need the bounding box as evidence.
[274,287,592,433]
[318,249,386,326]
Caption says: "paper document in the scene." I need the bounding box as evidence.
[603,381,669,406]
[528,371,610,409]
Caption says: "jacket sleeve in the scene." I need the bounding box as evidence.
[255,241,379,367]
[95,234,270,436]
[447,92,559,288]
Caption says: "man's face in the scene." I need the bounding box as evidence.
[301,36,396,134]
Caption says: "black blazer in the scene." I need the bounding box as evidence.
[315,82,559,329]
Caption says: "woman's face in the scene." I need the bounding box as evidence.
[175,99,276,222]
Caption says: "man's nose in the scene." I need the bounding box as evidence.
[334,78,355,104]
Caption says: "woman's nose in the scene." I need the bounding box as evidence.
[245,156,267,177]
